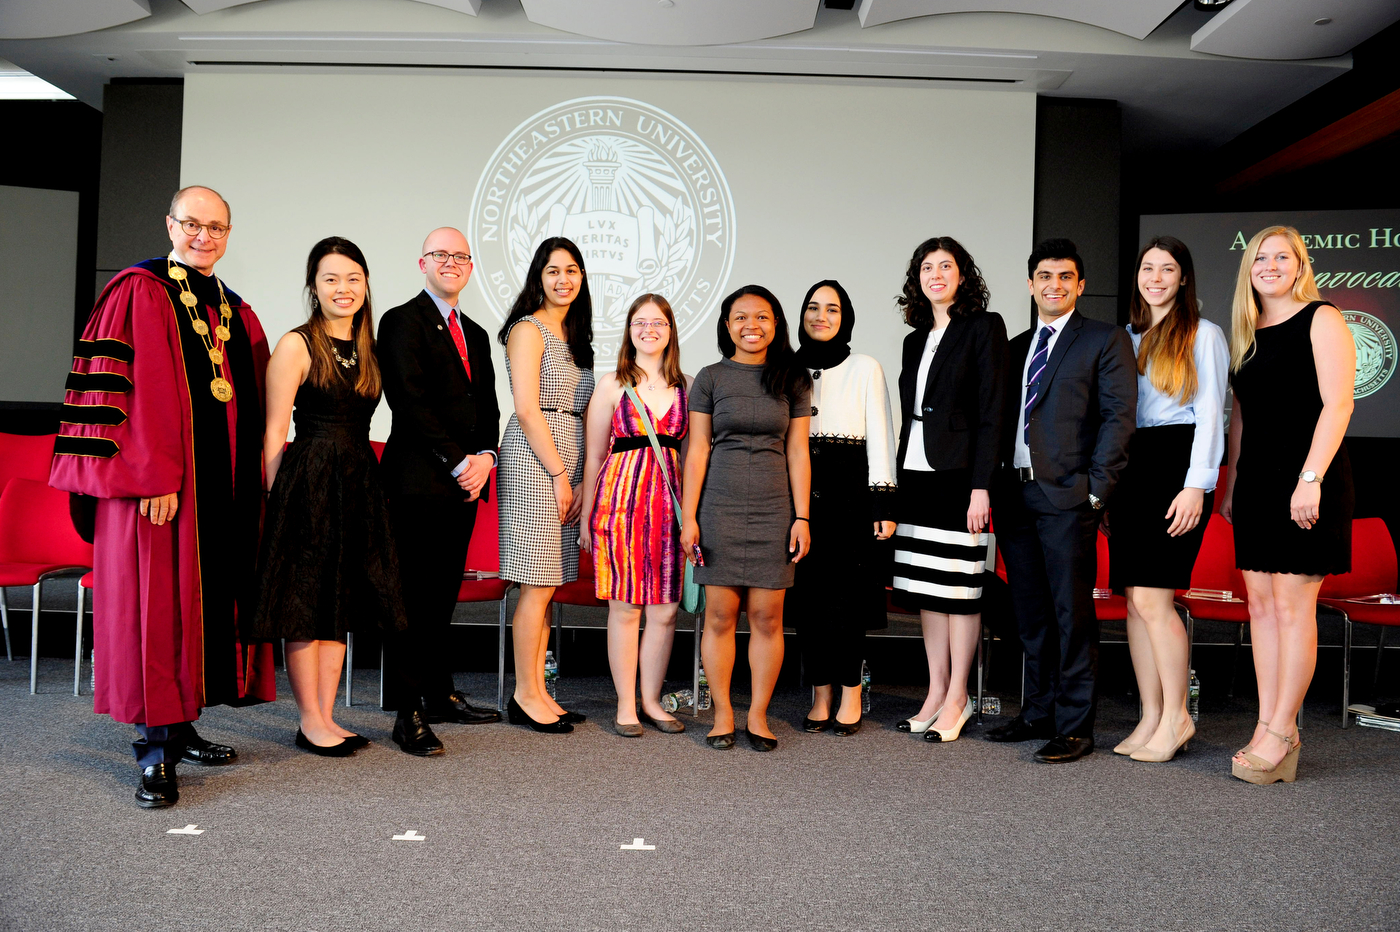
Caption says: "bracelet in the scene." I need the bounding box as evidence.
[550,467,567,478]
[794,516,809,522]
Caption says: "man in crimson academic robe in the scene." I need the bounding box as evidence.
[50,185,275,808]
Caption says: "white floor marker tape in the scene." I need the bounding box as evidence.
[167,825,204,835]
[393,829,426,841]
[620,838,655,850]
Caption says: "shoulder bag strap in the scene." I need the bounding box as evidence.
[623,385,684,528]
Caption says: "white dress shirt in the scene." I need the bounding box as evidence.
[1128,317,1229,491]
[901,326,946,472]
[1013,310,1074,469]
[424,289,497,476]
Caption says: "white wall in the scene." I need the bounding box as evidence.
[0,184,78,403]
[181,71,1036,439]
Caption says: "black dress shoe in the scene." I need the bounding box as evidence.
[426,692,503,725]
[1034,735,1094,764]
[135,763,178,808]
[803,716,832,733]
[983,716,1055,743]
[832,716,862,737]
[180,733,237,766]
[558,709,587,724]
[744,729,778,752]
[295,729,356,757]
[705,732,736,750]
[392,710,445,756]
[506,697,573,733]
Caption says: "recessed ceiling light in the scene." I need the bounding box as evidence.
[657,0,674,7]
[1193,0,1234,10]
[1314,17,1333,25]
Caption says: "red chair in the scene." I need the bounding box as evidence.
[0,479,94,692]
[0,432,56,497]
[1174,513,1250,692]
[1094,530,1128,623]
[1318,518,1400,726]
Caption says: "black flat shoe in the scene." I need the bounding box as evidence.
[391,711,445,756]
[135,763,178,808]
[638,710,685,733]
[803,716,832,733]
[832,716,862,737]
[341,733,370,751]
[705,732,736,750]
[295,729,356,757]
[507,697,573,733]
[744,729,778,752]
[558,709,587,724]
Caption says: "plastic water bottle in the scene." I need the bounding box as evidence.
[697,666,711,711]
[661,689,693,713]
[543,650,558,699]
[861,660,872,714]
[1188,669,1201,722]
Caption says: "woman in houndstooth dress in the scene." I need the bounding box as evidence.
[497,237,596,731]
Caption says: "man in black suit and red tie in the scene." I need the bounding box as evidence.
[378,227,502,756]
[985,238,1136,763]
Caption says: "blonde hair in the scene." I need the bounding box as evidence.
[1229,225,1323,373]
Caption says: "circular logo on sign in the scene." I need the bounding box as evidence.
[469,97,736,363]
[1343,309,1397,399]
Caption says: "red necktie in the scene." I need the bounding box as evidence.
[447,310,472,380]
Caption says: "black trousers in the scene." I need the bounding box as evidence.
[798,616,864,688]
[382,494,477,712]
[995,476,1100,738]
[132,722,193,767]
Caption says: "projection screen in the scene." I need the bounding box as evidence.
[182,71,1036,439]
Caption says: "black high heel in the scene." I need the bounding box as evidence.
[558,709,587,724]
[507,697,573,733]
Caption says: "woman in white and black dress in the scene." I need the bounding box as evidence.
[891,237,1007,743]
[787,280,897,736]
[1108,236,1228,764]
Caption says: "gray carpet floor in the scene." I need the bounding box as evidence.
[1,656,1397,932]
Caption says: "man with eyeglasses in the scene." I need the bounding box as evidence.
[50,185,276,807]
[377,227,503,756]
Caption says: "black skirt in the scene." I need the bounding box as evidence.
[890,468,991,615]
[1107,424,1213,591]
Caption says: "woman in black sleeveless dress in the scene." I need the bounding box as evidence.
[253,237,407,756]
[1221,225,1355,784]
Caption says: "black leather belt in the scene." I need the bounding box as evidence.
[611,435,680,453]
[540,407,585,417]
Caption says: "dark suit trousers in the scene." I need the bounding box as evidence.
[382,495,477,712]
[996,477,1100,737]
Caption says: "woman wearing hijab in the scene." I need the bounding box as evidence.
[787,280,898,735]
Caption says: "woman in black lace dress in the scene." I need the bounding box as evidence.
[253,237,407,756]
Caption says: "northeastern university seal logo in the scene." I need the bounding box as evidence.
[470,97,736,363]
[1342,310,1396,399]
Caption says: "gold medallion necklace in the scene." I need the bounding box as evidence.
[167,257,235,402]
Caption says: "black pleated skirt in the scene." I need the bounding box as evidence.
[1107,424,1213,591]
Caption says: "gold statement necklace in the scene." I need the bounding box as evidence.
[167,257,235,402]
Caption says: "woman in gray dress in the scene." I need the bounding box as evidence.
[497,237,596,733]
[680,285,812,751]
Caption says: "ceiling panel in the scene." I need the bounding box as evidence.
[0,0,150,40]
[1191,0,1400,61]
[179,0,479,16]
[857,0,1182,40]
[521,0,819,46]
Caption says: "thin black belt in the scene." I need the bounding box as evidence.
[910,414,923,422]
[540,407,585,417]
[611,435,681,453]
[1014,466,1035,482]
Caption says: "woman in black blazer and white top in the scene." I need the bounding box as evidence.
[891,236,1008,742]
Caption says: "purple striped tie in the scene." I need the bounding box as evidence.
[1023,325,1052,444]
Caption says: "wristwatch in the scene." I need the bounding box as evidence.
[1088,493,1105,510]
[1298,470,1323,484]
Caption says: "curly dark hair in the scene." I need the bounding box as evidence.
[896,236,990,328]
[716,284,811,402]
[497,237,594,369]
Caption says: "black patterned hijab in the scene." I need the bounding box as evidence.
[794,279,854,370]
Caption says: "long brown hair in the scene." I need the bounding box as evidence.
[1130,236,1200,405]
[616,293,683,388]
[1229,225,1322,372]
[301,236,382,398]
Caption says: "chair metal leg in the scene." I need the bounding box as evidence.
[497,593,508,712]
[1227,625,1246,698]
[379,645,385,710]
[975,624,985,724]
[553,602,564,692]
[1342,615,1352,728]
[1374,627,1388,694]
[30,580,42,694]
[692,610,702,716]
[74,582,86,697]
[1020,653,1025,708]
[1182,607,1195,675]
[1,587,12,661]
[344,631,354,707]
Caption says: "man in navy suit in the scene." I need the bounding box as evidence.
[985,238,1136,763]
[378,227,502,756]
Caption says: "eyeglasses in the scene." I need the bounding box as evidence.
[629,320,670,331]
[172,217,230,239]
[424,251,472,265]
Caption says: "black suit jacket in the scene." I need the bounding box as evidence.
[378,290,500,500]
[895,310,1009,490]
[997,311,1136,511]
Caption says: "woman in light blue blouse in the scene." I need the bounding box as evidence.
[1108,236,1229,763]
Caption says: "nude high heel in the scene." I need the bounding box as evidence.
[1113,737,1145,756]
[1231,727,1301,785]
[1130,719,1196,763]
[1235,719,1269,758]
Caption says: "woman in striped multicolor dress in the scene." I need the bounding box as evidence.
[580,295,692,737]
